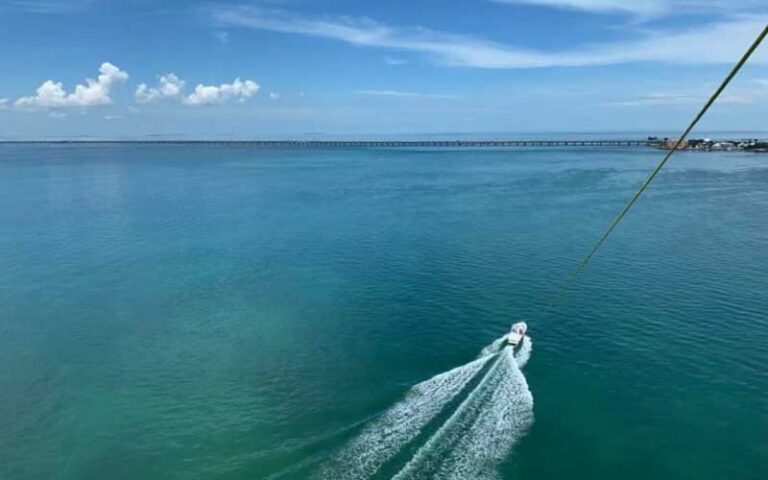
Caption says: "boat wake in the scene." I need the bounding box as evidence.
[478,334,532,368]
[316,336,534,480]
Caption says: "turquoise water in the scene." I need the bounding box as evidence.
[1,144,766,480]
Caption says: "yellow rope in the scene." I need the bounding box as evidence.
[534,24,768,323]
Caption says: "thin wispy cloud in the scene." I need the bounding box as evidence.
[491,0,768,17]
[490,0,665,15]
[214,31,230,44]
[604,80,768,107]
[384,56,409,66]
[603,92,708,107]
[211,6,768,69]
[3,0,97,14]
[356,90,459,99]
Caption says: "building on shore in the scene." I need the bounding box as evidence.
[647,136,767,152]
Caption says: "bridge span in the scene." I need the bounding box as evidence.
[1,139,652,148]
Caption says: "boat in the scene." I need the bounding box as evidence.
[506,322,527,347]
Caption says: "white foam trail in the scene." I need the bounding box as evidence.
[514,336,533,369]
[316,355,492,480]
[478,335,533,369]
[477,335,507,359]
[393,348,534,480]
[435,348,533,480]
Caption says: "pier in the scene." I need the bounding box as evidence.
[0,139,651,148]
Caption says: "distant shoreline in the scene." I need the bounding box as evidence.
[0,139,657,148]
[1,138,766,150]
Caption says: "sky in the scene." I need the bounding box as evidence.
[0,0,766,139]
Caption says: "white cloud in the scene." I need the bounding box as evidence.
[135,73,185,103]
[133,73,262,106]
[0,98,8,109]
[183,78,260,106]
[16,62,129,109]
[355,90,459,99]
[211,7,768,69]
[269,92,280,100]
[49,111,67,118]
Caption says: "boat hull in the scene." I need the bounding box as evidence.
[506,322,528,347]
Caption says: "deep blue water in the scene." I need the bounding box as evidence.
[1,144,766,479]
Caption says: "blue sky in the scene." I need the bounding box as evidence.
[0,0,766,139]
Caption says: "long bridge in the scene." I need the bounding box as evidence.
[0,139,652,148]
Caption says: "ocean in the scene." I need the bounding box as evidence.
[1,143,766,479]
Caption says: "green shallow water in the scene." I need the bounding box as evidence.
[1,144,766,479]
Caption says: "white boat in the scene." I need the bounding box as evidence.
[506,322,527,347]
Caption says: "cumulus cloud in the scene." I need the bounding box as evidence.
[16,62,128,109]
[183,78,260,106]
[211,7,768,69]
[135,73,185,103]
[269,92,280,100]
[0,98,8,109]
[133,73,261,106]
